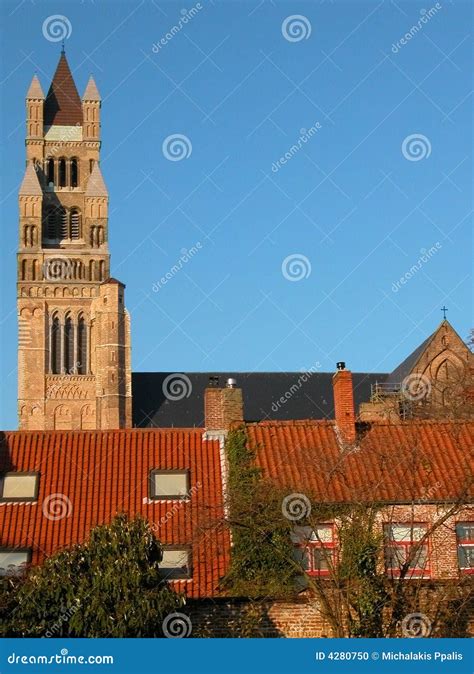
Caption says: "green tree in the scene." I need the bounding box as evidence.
[1,514,183,637]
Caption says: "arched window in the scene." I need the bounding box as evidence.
[70,209,80,239]
[71,158,79,187]
[58,158,66,188]
[64,315,75,374]
[51,316,61,374]
[99,260,105,280]
[60,209,68,239]
[47,158,54,186]
[21,259,27,280]
[31,259,38,281]
[89,159,94,173]
[78,315,87,374]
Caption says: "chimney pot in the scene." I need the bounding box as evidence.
[226,378,237,388]
[336,361,346,371]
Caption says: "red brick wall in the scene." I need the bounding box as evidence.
[205,387,243,430]
[333,370,356,443]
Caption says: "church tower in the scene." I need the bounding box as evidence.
[18,51,132,430]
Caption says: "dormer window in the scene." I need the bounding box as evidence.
[0,472,39,502]
[149,470,189,500]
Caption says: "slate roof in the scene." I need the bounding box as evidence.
[0,429,229,598]
[132,371,387,428]
[248,419,474,504]
[44,53,82,127]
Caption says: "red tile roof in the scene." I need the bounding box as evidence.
[0,429,229,598]
[44,53,82,127]
[247,420,474,504]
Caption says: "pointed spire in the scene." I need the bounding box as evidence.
[26,75,44,100]
[44,52,82,126]
[19,162,42,196]
[82,76,101,102]
[85,162,108,197]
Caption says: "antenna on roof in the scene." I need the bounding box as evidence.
[441,306,448,320]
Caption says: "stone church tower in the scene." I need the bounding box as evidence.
[17,50,132,430]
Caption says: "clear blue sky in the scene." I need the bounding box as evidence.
[0,0,472,429]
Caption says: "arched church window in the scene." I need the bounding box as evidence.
[64,315,75,374]
[99,260,105,280]
[89,159,94,173]
[60,209,68,239]
[51,315,61,374]
[71,158,79,188]
[78,315,87,374]
[58,159,66,188]
[46,158,55,186]
[21,259,27,280]
[71,209,81,239]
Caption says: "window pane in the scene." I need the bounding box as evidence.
[293,546,310,571]
[457,523,474,542]
[2,474,37,499]
[409,544,428,569]
[458,545,474,569]
[152,472,188,498]
[161,549,189,579]
[385,545,406,568]
[0,552,28,575]
[312,525,333,543]
[386,524,425,542]
[312,548,330,571]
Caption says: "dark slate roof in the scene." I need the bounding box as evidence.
[132,372,387,428]
[44,52,82,126]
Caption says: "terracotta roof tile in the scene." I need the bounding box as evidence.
[0,429,228,598]
[246,420,474,504]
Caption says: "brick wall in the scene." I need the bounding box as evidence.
[205,387,243,431]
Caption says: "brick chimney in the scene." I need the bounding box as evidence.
[333,362,356,444]
[204,377,244,432]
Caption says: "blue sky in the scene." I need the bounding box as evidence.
[0,0,472,429]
